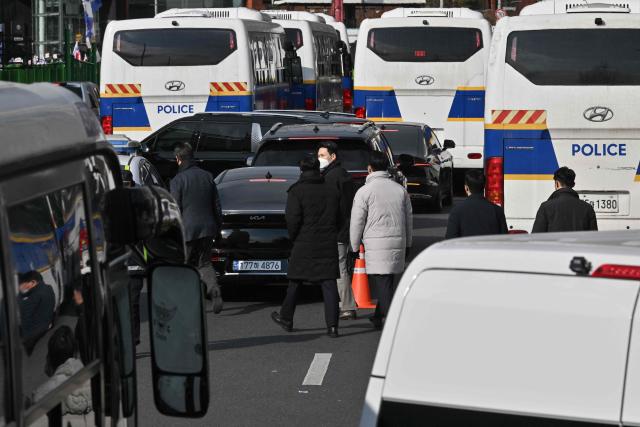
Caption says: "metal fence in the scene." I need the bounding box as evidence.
[0,31,99,84]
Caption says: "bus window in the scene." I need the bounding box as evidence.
[113,28,237,66]
[506,29,640,86]
[8,184,98,423]
[366,27,482,62]
[285,28,303,49]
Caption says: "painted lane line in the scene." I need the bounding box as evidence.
[302,353,332,386]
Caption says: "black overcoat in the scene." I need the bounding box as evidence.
[532,188,598,233]
[445,194,508,239]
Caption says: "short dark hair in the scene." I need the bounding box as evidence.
[47,326,76,371]
[174,142,194,162]
[319,141,338,156]
[18,270,42,285]
[300,155,320,172]
[368,151,389,172]
[465,169,486,194]
[554,166,576,188]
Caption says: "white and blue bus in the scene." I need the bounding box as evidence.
[317,13,354,112]
[484,0,640,232]
[264,10,343,112]
[100,7,290,140]
[353,8,491,172]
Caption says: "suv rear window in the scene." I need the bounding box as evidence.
[253,139,371,170]
[113,29,237,66]
[367,27,482,62]
[506,29,640,86]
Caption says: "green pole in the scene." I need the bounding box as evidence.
[64,27,71,82]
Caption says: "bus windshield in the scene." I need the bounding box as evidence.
[113,28,237,66]
[506,29,640,86]
[367,27,483,62]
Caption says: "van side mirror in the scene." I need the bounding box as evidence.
[148,264,209,417]
[443,140,456,150]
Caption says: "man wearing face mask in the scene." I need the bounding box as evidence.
[318,141,357,320]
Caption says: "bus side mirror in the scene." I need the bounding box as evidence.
[443,140,456,150]
[284,56,303,85]
[148,264,209,418]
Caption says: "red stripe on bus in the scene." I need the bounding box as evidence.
[527,110,544,124]
[509,110,527,124]
[494,110,511,124]
[223,82,235,91]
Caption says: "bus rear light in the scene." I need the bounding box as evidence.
[468,153,482,159]
[592,264,640,281]
[343,89,353,112]
[304,98,315,111]
[355,106,366,119]
[485,156,504,207]
[101,115,113,135]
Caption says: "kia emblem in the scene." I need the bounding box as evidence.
[415,75,435,86]
[583,106,613,122]
[165,80,185,92]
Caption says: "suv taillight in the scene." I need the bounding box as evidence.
[485,157,504,207]
[101,115,113,135]
[592,264,640,281]
[343,89,353,112]
[305,98,315,111]
[354,106,366,119]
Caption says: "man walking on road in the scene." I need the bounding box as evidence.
[318,141,357,321]
[445,169,508,239]
[350,151,412,329]
[170,142,224,313]
[271,156,342,337]
[532,167,598,233]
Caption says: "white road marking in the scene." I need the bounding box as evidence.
[302,353,332,386]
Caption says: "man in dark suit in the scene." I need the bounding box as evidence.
[170,142,223,313]
[445,169,508,239]
[532,167,598,233]
[271,156,342,337]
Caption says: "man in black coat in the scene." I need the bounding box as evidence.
[318,141,357,320]
[271,156,342,337]
[170,142,224,313]
[532,167,598,233]
[18,270,55,353]
[445,169,508,239]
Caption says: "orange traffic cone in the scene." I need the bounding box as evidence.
[352,245,376,309]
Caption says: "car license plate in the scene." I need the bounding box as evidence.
[232,260,282,272]
[579,193,619,213]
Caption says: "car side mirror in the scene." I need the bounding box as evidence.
[443,139,456,150]
[251,123,262,153]
[104,186,186,262]
[246,156,254,167]
[148,264,209,418]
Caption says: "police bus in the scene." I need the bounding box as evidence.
[484,0,640,232]
[263,10,343,112]
[353,8,491,174]
[100,7,291,140]
[317,13,354,112]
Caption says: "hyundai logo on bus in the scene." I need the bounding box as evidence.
[415,75,435,86]
[165,80,185,92]
[583,106,613,122]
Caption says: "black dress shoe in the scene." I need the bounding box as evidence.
[327,326,339,338]
[339,310,357,320]
[369,316,383,330]
[271,311,293,332]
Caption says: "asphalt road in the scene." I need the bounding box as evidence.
[134,201,456,427]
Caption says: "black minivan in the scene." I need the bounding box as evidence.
[0,82,209,425]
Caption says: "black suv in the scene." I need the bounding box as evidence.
[252,122,404,188]
[141,111,367,183]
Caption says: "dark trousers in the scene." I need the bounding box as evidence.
[280,279,340,328]
[369,274,394,319]
[186,237,221,297]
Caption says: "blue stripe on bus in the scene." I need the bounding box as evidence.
[353,88,402,119]
[485,128,559,175]
[304,83,316,104]
[205,94,252,112]
[101,96,151,129]
[288,83,305,109]
[447,89,485,120]
[342,76,353,91]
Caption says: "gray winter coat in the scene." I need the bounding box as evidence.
[350,171,412,275]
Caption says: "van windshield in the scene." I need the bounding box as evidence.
[367,27,483,62]
[113,29,237,66]
[254,139,371,170]
[506,29,640,85]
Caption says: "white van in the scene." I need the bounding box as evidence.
[99,7,289,140]
[353,8,491,171]
[362,230,640,426]
[484,0,640,232]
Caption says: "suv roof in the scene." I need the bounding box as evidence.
[0,82,104,172]
[263,122,379,139]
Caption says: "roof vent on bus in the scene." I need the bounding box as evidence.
[381,7,484,19]
[155,7,272,22]
[263,10,326,23]
[520,0,636,15]
[565,2,630,12]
